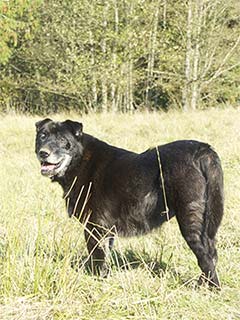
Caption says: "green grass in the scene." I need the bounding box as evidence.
[0,108,240,319]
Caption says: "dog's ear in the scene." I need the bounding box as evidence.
[35,118,52,132]
[63,120,83,138]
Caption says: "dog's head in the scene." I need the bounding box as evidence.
[35,118,83,178]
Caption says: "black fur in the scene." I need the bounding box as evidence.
[35,119,224,287]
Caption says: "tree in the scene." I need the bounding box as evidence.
[0,0,239,113]
[182,0,240,110]
[0,0,41,64]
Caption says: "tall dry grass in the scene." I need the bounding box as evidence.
[0,108,239,319]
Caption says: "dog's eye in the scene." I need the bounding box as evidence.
[66,142,71,150]
[40,132,47,141]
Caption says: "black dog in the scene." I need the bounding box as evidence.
[35,118,224,288]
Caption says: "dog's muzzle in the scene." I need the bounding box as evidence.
[38,148,71,177]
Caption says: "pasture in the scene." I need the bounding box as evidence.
[0,108,239,319]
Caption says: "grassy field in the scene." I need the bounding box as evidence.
[0,108,239,320]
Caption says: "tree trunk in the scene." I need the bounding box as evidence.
[182,0,193,111]
[128,58,134,112]
[191,0,203,110]
[126,1,134,112]
[101,1,109,112]
[111,0,119,112]
[89,31,97,110]
[163,0,167,29]
[145,2,160,109]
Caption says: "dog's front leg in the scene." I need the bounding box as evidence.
[84,224,113,277]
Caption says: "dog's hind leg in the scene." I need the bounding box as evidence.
[175,189,220,288]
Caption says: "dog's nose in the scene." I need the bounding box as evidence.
[39,149,50,159]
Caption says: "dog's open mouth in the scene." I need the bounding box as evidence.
[41,160,63,176]
[39,154,72,178]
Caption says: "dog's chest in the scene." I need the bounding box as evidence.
[65,180,162,236]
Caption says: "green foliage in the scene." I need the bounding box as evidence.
[0,0,40,63]
[0,0,239,113]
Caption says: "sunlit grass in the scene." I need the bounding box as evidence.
[0,108,239,319]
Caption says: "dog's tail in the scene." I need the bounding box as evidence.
[200,146,224,239]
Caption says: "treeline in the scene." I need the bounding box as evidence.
[0,0,239,114]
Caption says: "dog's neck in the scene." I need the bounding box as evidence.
[56,132,133,219]
[52,133,115,218]
[52,133,111,193]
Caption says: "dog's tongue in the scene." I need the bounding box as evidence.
[41,163,56,173]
